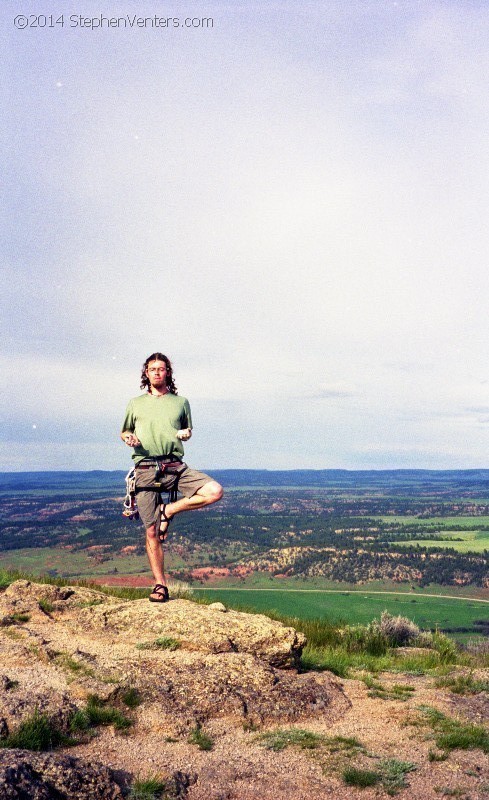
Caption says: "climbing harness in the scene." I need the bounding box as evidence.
[122,467,139,519]
[122,459,186,521]
[137,459,186,502]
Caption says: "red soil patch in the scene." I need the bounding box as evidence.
[191,567,231,581]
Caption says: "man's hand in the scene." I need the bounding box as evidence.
[176,428,192,441]
[121,432,141,447]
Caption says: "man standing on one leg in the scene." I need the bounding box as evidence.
[120,352,223,602]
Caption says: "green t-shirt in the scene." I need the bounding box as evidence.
[121,393,192,464]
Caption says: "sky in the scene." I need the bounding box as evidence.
[1,0,489,471]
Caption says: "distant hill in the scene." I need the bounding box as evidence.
[2,469,489,494]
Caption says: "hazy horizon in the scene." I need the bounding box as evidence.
[2,466,489,475]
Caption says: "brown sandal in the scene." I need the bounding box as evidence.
[149,584,169,603]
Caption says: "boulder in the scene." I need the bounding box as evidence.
[0,750,125,799]
[74,596,305,669]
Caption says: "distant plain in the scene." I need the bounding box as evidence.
[1,470,487,641]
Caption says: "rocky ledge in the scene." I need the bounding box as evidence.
[0,580,349,798]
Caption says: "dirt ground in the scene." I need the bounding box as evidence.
[66,671,489,800]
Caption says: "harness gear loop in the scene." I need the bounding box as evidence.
[122,467,139,519]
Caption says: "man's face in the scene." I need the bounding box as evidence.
[146,360,168,388]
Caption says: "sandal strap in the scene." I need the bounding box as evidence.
[160,504,174,523]
[149,583,170,603]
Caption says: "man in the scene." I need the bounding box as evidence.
[121,352,223,602]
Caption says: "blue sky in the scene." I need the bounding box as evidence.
[2,0,489,470]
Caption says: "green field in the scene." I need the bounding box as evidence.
[194,587,488,636]
[372,515,489,527]
[0,547,152,579]
[201,572,488,598]
[393,535,489,553]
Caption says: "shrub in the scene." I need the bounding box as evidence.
[256,728,364,758]
[343,759,416,794]
[0,570,12,590]
[419,706,489,753]
[301,645,351,677]
[54,652,96,678]
[257,728,325,751]
[428,749,448,762]
[166,579,194,600]
[136,637,180,651]
[465,637,489,659]
[329,735,364,753]
[75,598,104,608]
[362,674,415,701]
[431,632,459,664]
[392,649,442,674]
[379,611,420,646]
[343,766,379,787]
[266,614,342,649]
[378,758,416,795]
[70,694,132,732]
[187,724,213,751]
[342,623,389,657]
[121,687,142,708]
[129,775,168,800]
[435,673,489,695]
[414,630,436,648]
[0,709,70,751]
[1,612,30,626]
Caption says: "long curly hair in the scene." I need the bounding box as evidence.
[140,352,178,394]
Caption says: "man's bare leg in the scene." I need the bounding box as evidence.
[145,524,167,600]
[159,480,223,538]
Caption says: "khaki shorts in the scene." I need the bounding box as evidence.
[135,463,213,530]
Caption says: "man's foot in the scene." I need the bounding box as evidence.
[149,584,169,603]
[158,503,174,542]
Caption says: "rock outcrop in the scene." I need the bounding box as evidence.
[0,750,126,799]
[0,580,349,798]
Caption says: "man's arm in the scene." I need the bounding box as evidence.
[176,398,192,440]
[121,430,141,447]
[120,401,141,447]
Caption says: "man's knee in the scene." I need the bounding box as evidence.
[145,524,159,542]
[200,481,223,504]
